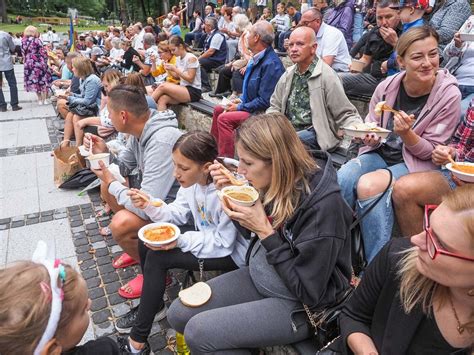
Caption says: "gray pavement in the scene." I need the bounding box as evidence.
[0,64,177,352]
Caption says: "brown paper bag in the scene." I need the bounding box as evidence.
[53,145,86,187]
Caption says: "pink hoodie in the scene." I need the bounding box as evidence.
[359,69,461,173]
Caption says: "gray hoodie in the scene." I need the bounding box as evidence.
[109,109,182,220]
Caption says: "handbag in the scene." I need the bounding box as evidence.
[53,144,86,187]
[68,101,98,117]
[303,288,354,351]
[350,168,393,276]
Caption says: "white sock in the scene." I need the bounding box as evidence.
[128,339,142,353]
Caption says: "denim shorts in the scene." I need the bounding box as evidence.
[440,169,457,190]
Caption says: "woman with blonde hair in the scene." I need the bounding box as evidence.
[338,185,474,354]
[167,113,353,352]
[21,25,52,105]
[59,56,101,147]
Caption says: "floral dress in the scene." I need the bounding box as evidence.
[21,36,52,93]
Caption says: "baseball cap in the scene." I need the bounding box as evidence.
[390,0,429,10]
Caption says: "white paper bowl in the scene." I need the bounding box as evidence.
[220,185,259,207]
[87,153,110,169]
[138,222,181,246]
[446,162,474,183]
[343,127,391,139]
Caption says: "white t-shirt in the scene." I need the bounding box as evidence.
[133,30,145,50]
[222,21,236,39]
[177,52,201,90]
[270,14,291,32]
[109,48,124,61]
[208,31,225,50]
[316,23,351,72]
[144,45,158,65]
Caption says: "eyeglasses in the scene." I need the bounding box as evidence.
[298,18,319,27]
[424,205,474,262]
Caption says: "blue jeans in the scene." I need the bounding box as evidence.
[337,152,409,262]
[352,13,365,44]
[297,127,320,151]
[234,0,249,9]
[459,85,474,119]
[0,69,19,108]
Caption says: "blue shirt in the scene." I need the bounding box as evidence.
[170,25,182,36]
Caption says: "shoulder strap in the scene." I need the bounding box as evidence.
[350,168,393,229]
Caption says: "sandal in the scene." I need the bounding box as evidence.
[95,207,112,218]
[113,252,139,269]
[99,226,112,236]
[118,274,143,299]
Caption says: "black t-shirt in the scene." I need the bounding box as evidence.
[361,26,401,79]
[407,314,467,355]
[121,47,140,72]
[376,82,429,165]
[62,337,120,355]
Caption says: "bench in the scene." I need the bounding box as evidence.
[188,99,216,116]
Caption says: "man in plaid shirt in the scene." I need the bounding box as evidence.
[391,99,473,236]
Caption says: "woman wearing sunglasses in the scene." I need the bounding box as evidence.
[337,185,474,354]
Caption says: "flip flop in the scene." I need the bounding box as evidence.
[99,226,112,236]
[118,274,143,299]
[112,252,138,269]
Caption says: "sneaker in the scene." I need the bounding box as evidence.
[11,105,22,111]
[115,304,168,334]
[117,336,152,355]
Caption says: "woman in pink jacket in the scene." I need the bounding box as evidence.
[337,26,461,263]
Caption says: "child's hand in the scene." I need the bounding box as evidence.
[210,161,232,190]
[128,188,151,209]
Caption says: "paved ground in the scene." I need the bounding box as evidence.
[0,65,179,353]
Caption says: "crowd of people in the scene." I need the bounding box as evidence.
[0,0,473,354]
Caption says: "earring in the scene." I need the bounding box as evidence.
[468,289,474,297]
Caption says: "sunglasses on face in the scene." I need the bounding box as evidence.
[423,205,474,262]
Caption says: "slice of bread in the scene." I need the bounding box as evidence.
[179,282,212,307]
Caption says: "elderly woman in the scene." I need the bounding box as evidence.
[21,25,52,105]
[59,56,102,147]
[211,14,252,98]
[337,26,461,263]
[338,185,474,353]
[166,113,353,353]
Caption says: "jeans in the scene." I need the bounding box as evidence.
[211,105,251,157]
[338,72,381,101]
[234,0,249,9]
[130,239,237,343]
[297,127,321,151]
[337,152,409,262]
[0,69,19,108]
[227,38,239,62]
[352,12,365,44]
[459,84,474,119]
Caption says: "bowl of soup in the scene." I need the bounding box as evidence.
[221,185,259,207]
[138,222,181,246]
[87,153,110,170]
[446,162,474,183]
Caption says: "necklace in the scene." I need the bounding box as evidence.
[448,292,467,334]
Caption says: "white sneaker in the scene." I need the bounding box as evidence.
[38,101,43,106]
[44,99,51,105]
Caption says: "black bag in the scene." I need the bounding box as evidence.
[68,101,98,117]
[350,168,393,276]
[304,288,354,350]
[58,169,98,189]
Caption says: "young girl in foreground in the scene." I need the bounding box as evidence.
[0,250,119,354]
[115,131,248,352]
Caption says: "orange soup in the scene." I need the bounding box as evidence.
[226,192,254,202]
[453,164,474,174]
[144,226,175,242]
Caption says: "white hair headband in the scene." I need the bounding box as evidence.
[32,241,66,355]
